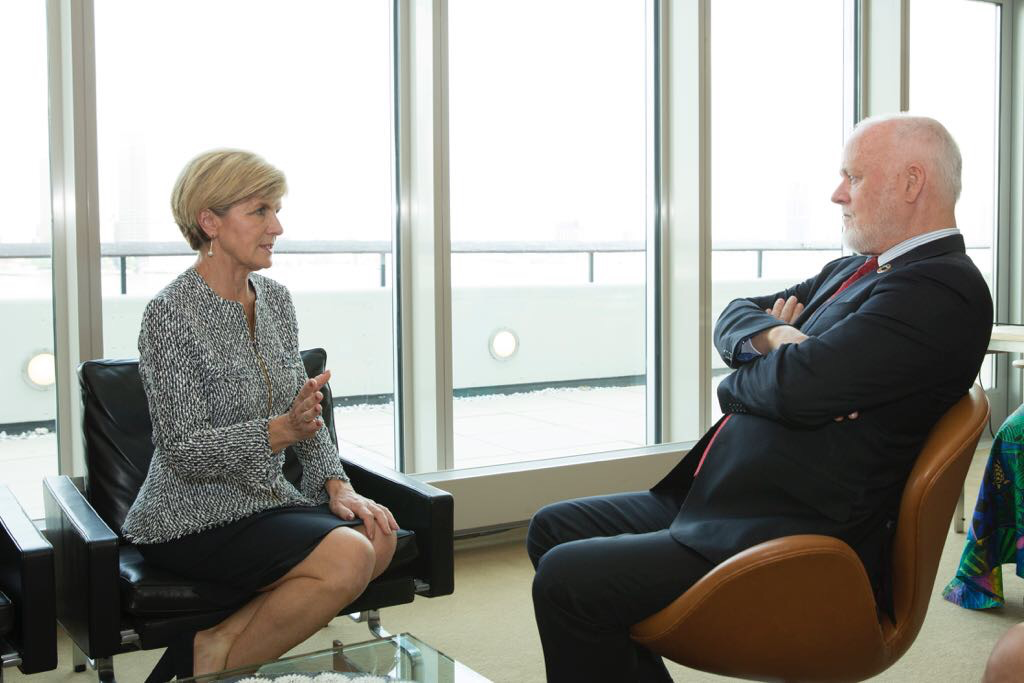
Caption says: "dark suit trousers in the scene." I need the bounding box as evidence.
[527,491,715,682]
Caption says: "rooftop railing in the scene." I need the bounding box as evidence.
[1,239,852,292]
[0,239,990,293]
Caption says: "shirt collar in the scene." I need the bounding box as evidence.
[875,227,961,266]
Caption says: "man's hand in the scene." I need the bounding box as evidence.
[753,296,859,422]
[766,295,804,324]
[751,296,809,353]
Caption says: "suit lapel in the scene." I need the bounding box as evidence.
[798,257,866,329]
[797,234,966,330]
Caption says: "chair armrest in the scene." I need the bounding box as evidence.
[0,485,56,674]
[631,535,887,682]
[341,458,454,597]
[42,475,122,659]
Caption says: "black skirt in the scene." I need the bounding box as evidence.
[136,503,361,608]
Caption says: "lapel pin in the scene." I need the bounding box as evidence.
[876,263,892,274]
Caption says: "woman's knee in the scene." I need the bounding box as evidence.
[370,530,398,577]
[315,527,376,589]
[379,529,397,558]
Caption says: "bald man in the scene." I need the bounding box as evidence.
[527,115,993,682]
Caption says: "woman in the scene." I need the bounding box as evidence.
[943,400,1024,609]
[121,149,398,676]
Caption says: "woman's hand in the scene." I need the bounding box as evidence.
[326,479,398,540]
[269,370,331,453]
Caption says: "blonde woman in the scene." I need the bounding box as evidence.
[121,150,397,676]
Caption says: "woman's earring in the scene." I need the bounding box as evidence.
[207,240,214,257]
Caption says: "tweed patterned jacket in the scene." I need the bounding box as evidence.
[121,267,348,544]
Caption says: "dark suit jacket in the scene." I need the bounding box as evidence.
[653,234,992,598]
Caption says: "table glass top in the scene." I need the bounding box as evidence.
[179,633,490,682]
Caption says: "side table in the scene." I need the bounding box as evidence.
[179,633,490,682]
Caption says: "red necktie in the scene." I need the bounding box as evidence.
[694,414,732,477]
[830,256,878,299]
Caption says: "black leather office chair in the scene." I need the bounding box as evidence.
[0,484,57,681]
[44,349,454,681]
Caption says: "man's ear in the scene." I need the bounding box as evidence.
[197,208,218,241]
[904,163,925,203]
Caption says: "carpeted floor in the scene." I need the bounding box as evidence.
[11,442,1021,682]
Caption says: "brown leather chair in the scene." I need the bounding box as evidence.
[630,384,989,683]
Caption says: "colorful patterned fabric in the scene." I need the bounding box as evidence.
[943,404,1024,609]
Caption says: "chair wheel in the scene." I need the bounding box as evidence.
[74,664,86,672]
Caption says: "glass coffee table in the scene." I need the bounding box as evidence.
[179,633,490,682]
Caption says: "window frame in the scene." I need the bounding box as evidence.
[41,0,1023,531]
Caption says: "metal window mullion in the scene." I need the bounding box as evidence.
[1005,0,1024,410]
[46,0,103,478]
[899,0,910,111]
[850,0,862,126]
[392,0,410,472]
[433,0,454,472]
[645,0,664,445]
[845,0,860,131]
[696,0,712,435]
[661,0,710,444]
[990,0,1016,418]
[859,0,909,117]
[843,0,860,263]
[397,0,453,475]
[995,0,1014,321]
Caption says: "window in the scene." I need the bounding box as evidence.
[93,1,398,467]
[18,1,1021,529]
[446,0,649,468]
[0,1,57,516]
[910,0,1000,390]
[709,0,848,420]
[910,0,999,284]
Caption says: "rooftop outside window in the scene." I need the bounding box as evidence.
[0,1,57,516]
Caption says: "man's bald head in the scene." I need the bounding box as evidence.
[831,114,961,254]
[851,114,962,205]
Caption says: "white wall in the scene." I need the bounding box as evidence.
[1,279,794,425]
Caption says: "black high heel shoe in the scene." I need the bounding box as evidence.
[144,630,195,682]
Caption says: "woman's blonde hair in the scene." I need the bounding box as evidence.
[170,149,287,250]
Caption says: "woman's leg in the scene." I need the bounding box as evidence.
[192,592,271,675]
[193,526,376,674]
[355,523,398,580]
